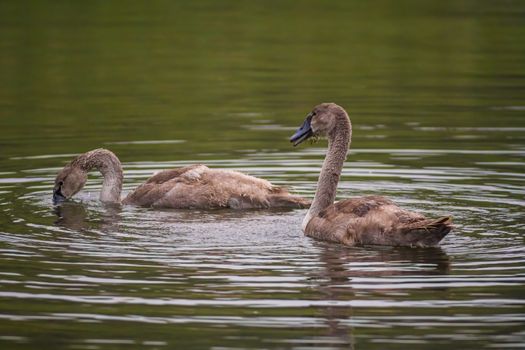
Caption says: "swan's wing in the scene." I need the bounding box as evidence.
[124,165,311,209]
[143,164,207,184]
[330,195,426,228]
[122,164,207,205]
[327,195,398,216]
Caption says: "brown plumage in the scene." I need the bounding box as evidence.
[53,149,310,209]
[290,103,452,247]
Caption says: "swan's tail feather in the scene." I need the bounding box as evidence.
[269,194,311,209]
[401,216,453,247]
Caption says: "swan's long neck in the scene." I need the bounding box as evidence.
[77,149,123,204]
[303,113,351,230]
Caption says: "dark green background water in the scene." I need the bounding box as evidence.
[1,1,524,349]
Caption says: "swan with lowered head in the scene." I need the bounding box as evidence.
[290,103,452,247]
[53,149,310,209]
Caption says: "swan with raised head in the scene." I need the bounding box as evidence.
[290,103,452,247]
[53,149,310,209]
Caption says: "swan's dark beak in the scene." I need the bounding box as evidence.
[53,188,66,205]
[290,113,314,146]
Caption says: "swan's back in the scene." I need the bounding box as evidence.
[123,165,310,209]
[305,195,452,247]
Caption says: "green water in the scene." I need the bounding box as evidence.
[1,1,524,349]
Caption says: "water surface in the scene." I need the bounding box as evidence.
[1,1,525,349]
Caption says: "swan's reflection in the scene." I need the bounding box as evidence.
[53,202,89,230]
[311,242,450,348]
[53,201,122,231]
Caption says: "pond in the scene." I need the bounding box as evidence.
[0,1,524,349]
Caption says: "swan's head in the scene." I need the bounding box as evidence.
[290,103,347,146]
[53,164,87,204]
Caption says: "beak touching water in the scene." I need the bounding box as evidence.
[290,113,314,146]
[53,187,66,205]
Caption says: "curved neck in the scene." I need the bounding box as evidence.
[303,114,351,229]
[76,149,123,203]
